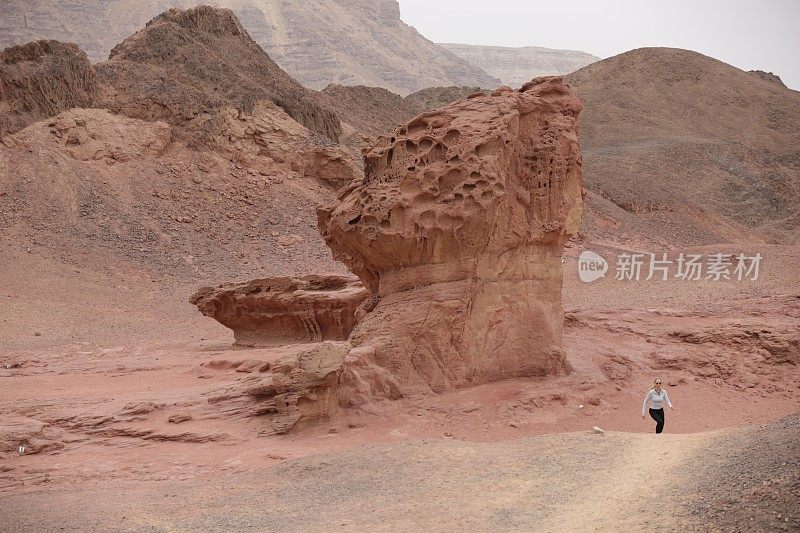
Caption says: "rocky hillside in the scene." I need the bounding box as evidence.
[318,84,487,147]
[0,6,360,297]
[95,6,341,142]
[565,47,800,246]
[441,43,599,88]
[318,84,417,146]
[0,0,499,95]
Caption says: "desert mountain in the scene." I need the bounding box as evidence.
[0,8,342,142]
[441,43,599,88]
[2,11,798,334]
[318,84,486,146]
[95,6,341,142]
[0,0,500,95]
[564,47,800,246]
[1,6,799,520]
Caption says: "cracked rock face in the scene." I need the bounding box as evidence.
[190,275,369,346]
[319,77,583,399]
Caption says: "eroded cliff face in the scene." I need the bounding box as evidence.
[441,43,599,89]
[331,0,401,26]
[320,77,583,401]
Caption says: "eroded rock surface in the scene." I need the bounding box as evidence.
[8,108,171,162]
[0,40,97,135]
[207,342,350,434]
[319,77,583,399]
[441,43,599,89]
[190,275,369,346]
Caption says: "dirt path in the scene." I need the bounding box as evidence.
[533,432,708,531]
[3,415,797,532]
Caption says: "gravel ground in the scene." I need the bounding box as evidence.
[3,413,798,532]
[676,414,800,532]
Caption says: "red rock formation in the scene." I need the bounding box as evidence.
[242,342,348,434]
[7,108,171,162]
[319,77,583,399]
[0,40,97,135]
[206,342,350,434]
[190,275,369,346]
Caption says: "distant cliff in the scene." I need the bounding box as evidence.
[440,43,599,88]
[0,0,499,95]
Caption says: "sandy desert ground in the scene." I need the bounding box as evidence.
[1,241,798,531]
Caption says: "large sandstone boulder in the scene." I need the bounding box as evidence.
[319,77,583,399]
[190,275,369,346]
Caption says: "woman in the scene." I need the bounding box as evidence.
[641,378,673,433]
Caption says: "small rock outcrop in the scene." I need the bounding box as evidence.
[244,342,348,434]
[207,342,349,434]
[748,70,788,89]
[0,40,97,135]
[7,108,171,162]
[190,275,369,346]
[319,77,583,399]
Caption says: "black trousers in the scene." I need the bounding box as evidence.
[649,408,665,433]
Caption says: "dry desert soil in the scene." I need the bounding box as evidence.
[1,6,799,533]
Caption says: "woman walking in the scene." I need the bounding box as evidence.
[642,378,673,433]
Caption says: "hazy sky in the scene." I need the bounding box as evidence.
[399,0,800,90]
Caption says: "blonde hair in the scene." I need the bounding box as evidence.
[646,377,665,394]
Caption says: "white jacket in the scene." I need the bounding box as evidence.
[642,388,672,415]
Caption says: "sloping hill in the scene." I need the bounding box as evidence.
[318,84,488,147]
[318,84,417,145]
[564,47,800,246]
[0,0,500,95]
[0,40,97,135]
